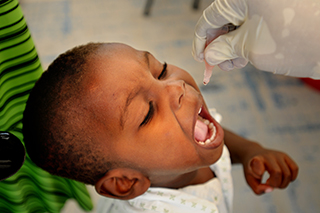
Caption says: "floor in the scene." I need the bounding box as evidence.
[20,0,320,212]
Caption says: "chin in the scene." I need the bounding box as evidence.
[204,139,225,166]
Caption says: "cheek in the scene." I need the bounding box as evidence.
[135,131,201,170]
[155,134,202,168]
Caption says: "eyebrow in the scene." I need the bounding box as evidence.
[119,51,150,129]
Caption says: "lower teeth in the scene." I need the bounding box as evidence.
[198,122,216,145]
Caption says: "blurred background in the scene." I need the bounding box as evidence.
[18,0,320,212]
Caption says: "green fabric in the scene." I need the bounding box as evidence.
[0,0,93,212]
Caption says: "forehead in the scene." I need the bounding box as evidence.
[95,43,144,61]
[84,43,145,90]
[83,43,150,131]
[88,43,150,80]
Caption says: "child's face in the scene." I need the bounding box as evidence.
[88,43,224,180]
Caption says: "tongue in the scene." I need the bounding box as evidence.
[194,119,209,142]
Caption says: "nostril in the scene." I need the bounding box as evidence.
[179,81,185,107]
[166,80,185,108]
[178,93,183,106]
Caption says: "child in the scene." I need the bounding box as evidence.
[23,42,298,213]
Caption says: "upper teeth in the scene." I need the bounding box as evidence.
[198,107,202,114]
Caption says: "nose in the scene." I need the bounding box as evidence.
[165,80,185,110]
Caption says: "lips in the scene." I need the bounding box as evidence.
[194,105,224,149]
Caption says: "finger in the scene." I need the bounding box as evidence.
[285,156,299,181]
[266,155,299,189]
[232,57,248,68]
[204,34,239,66]
[192,25,230,62]
[264,158,283,188]
[218,60,234,71]
[249,156,266,178]
[206,27,231,46]
[194,4,230,39]
[195,1,247,38]
[217,57,248,71]
[276,158,293,189]
[246,174,273,195]
[218,58,248,71]
[193,0,246,61]
[192,33,206,62]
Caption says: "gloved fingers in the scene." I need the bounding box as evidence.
[193,27,228,62]
[192,32,206,62]
[218,60,234,71]
[193,0,247,62]
[195,0,247,38]
[232,57,248,68]
[217,57,248,71]
[206,28,230,46]
[193,26,233,63]
[203,33,239,67]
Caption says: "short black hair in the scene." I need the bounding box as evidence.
[23,42,113,185]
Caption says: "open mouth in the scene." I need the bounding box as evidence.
[194,106,223,148]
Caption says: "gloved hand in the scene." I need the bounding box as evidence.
[192,0,320,83]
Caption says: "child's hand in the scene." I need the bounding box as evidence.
[243,148,299,195]
[223,129,299,195]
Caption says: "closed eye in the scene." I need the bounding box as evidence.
[140,101,154,127]
[140,63,166,127]
[158,63,167,79]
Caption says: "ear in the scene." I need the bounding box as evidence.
[95,168,150,200]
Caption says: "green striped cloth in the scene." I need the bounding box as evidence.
[0,0,93,212]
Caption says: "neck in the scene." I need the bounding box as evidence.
[150,167,214,189]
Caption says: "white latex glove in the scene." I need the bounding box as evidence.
[192,0,320,84]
